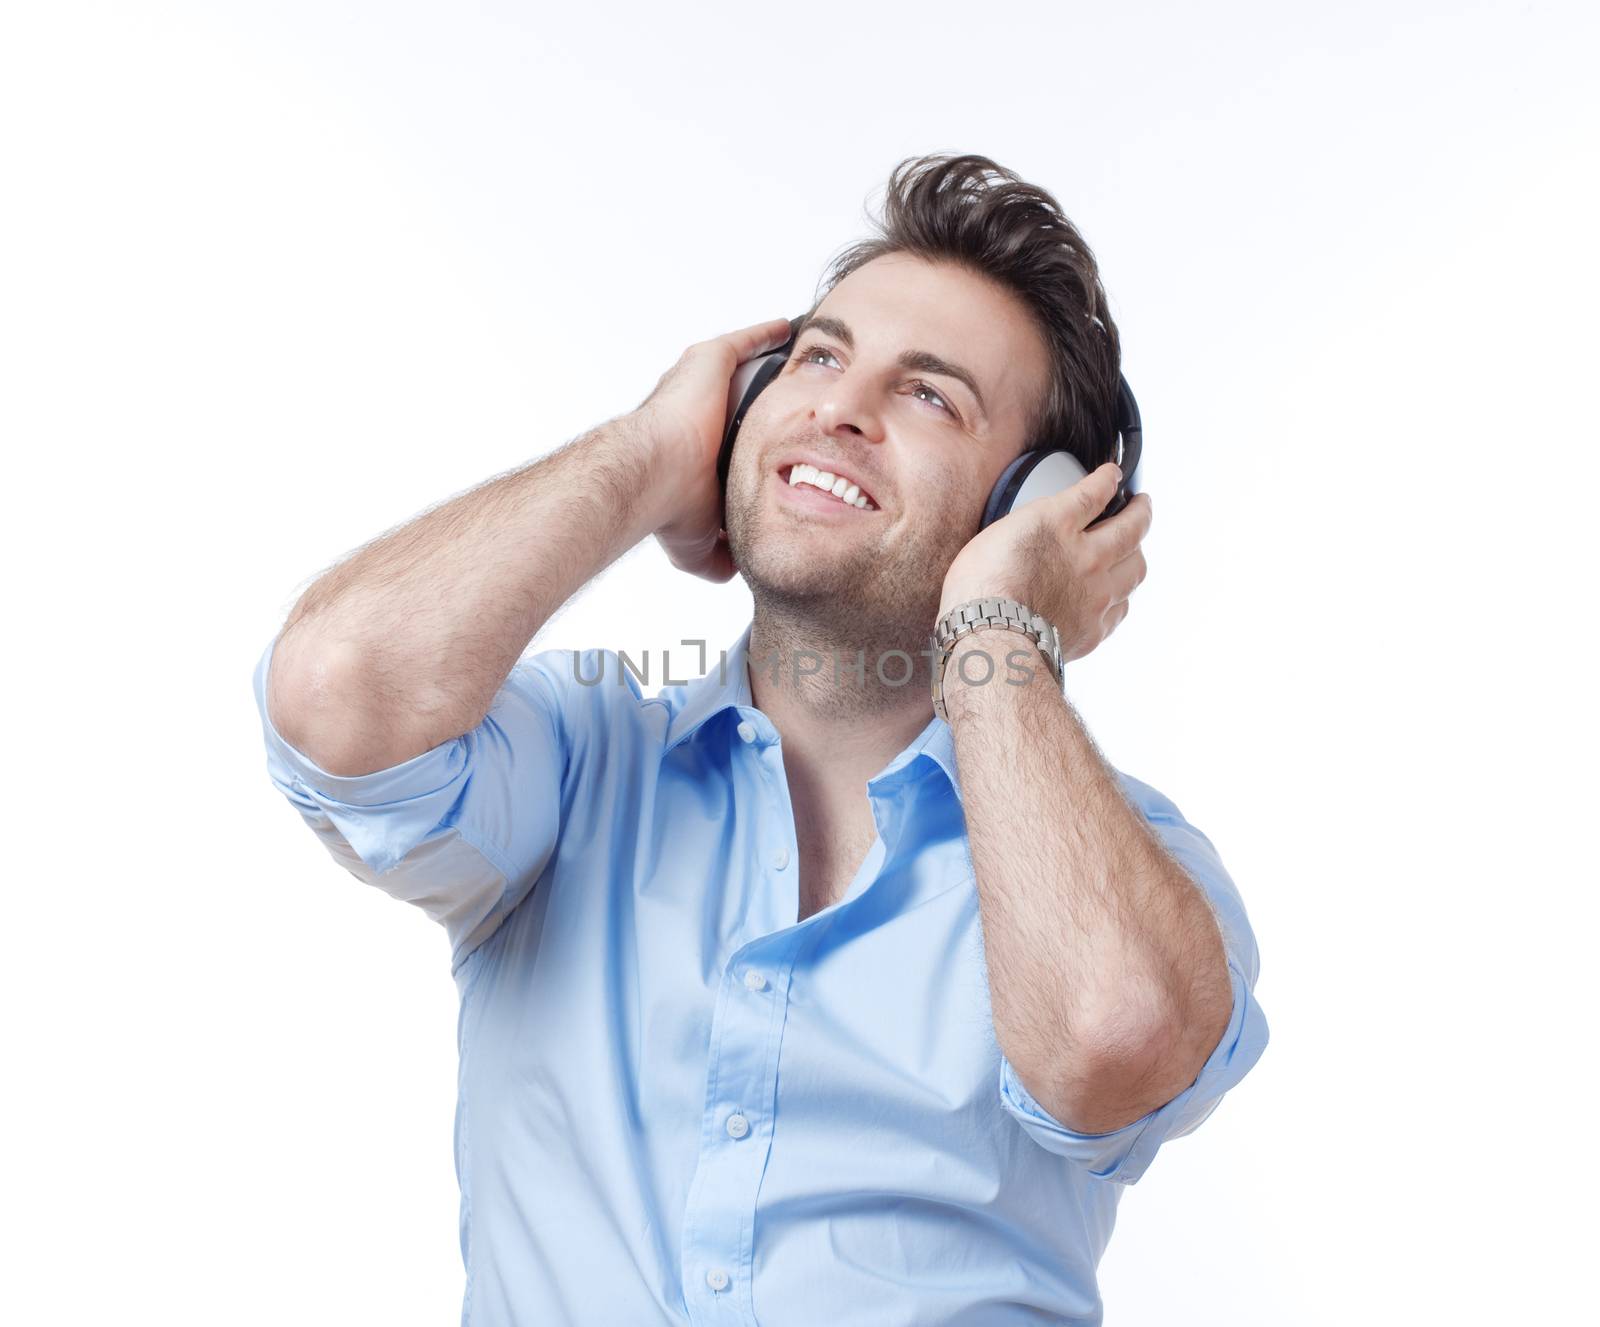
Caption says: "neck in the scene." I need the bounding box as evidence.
[745,603,937,788]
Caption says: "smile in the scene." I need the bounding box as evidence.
[778,462,878,511]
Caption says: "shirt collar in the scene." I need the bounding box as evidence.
[661,619,965,805]
[910,713,962,803]
[661,621,758,755]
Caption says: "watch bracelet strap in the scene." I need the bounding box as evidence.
[930,596,1062,723]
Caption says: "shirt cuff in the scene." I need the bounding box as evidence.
[998,953,1268,1185]
[252,633,475,875]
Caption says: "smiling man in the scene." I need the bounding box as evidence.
[720,252,1080,928]
[254,153,1268,1325]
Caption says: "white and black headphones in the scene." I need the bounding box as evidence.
[718,313,1143,530]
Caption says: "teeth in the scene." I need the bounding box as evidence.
[784,463,876,511]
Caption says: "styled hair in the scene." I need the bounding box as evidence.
[810,152,1122,468]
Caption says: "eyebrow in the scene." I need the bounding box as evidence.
[794,314,989,426]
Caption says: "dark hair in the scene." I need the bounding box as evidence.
[809,152,1122,468]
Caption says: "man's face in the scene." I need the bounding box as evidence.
[724,252,1052,637]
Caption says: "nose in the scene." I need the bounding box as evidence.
[811,373,887,444]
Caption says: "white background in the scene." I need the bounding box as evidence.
[3,1,1595,1322]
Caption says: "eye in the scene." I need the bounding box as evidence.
[797,343,840,368]
[794,343,958,419]
[909,381,955,416]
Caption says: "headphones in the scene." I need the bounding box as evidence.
[717,313,1143,531]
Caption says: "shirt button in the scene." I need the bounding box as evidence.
[743,969,768,992]
[726,1112,750,1139]
[736,720,757,743]
[772,845,790,870]
[706,1267,730,1291]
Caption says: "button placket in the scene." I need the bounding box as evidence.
[679,946,787,1319]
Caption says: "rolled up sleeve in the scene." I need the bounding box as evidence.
[997,771,1270,1184]
[252,632,570,974]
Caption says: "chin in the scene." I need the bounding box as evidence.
[755,554,882,612]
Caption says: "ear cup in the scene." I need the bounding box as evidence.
[979,372,1144,530]
[981,448,1084,528]
[717,316,803,524]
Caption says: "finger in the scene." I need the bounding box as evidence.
[1087,489,1152,561]
[722,317,795,361]
[1063,462,1124,532]
[1105,545,1147,606]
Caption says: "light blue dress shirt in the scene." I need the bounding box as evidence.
[253,620,1267,1325]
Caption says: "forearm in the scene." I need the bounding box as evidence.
[270,414,671,775]
[943,629,1233,1133]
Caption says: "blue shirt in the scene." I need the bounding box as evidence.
[252,620,1268,1325]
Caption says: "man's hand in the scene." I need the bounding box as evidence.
[632,316,794,584]
[939,464,1153,664]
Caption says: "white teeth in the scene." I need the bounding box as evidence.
[784,463,876,510]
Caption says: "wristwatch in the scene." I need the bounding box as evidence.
[930,596,1065,724]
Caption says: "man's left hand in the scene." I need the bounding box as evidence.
[938,463,1153,665]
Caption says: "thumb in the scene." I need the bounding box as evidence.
[1074,462,1122,528]
[725,316,795,362]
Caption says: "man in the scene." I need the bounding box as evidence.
[253,153,1268,1325]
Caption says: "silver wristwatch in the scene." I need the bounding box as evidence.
[930,596,1064,724]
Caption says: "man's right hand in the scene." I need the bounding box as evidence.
[633,317,794,584]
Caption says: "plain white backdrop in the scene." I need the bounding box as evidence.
[3,1,1595,1322]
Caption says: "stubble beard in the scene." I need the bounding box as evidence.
[725,451,971,713]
